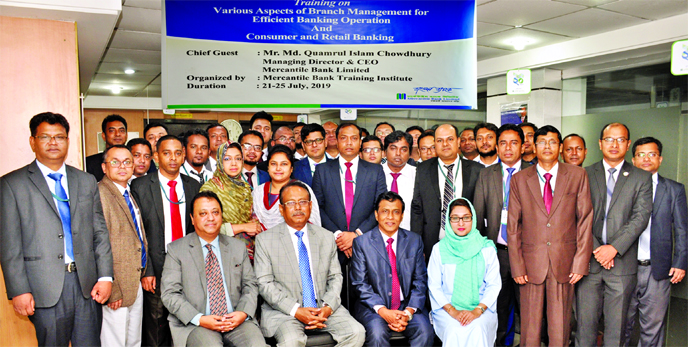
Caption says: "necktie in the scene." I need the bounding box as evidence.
[602,168,617,244]
[387,238,401,310]
[390,173,401,194]
[344,162,354,231]
[543,173,553,213]
[245,171,254,189]
[192,171,205,184]
[296,231,317,308]
[501,168,516,243]
[442,164,455,225]
[205,244,229,315]
[124,190,147,268]
[47,173,73,260]
[168,180,183,241]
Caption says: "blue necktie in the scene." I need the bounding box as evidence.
[124,190,147,268]
[47,173,73,260]
[501,167,516,243]
[296,230,317,308]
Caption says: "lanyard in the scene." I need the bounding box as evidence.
[438,160,459,192]
[51,192,69,203]
[501,165,519,207]
[339,162,357,185]
[159,181,185,205]
[241,171,254,189]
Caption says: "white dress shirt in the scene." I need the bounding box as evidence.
[158,172,187,251]
[307,156,327,176]
[294,151,305,160]
[437,156,463,240]
[637,173,658,260]
[242,166,259,188]
[536,162,559,196]
[497,161,523,245]
[287,224,319,316]
[383,163,416,231]
[112,182,143,233]
[476,156,499,167]
[190,235,234,326]
[181,161,213,184]
[326,152,339,160]
[602,160,624,186]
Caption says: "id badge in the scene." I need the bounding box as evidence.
[501,209,508,226]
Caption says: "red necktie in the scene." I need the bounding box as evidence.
[543,173,553,214]
[387,238,401,310]
[390,173,401,194]
[168,180,183,241]
[245,171,254,189]
[345,162,354,231]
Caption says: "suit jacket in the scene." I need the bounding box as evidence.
[586,161,653,275]
[312,158,387,234]
[349,227,427,320]
[85,152,105,181]
[649,175,688,280]
[410,157,483,260]
[293,157,333,186]
[474,160,531,242]
[0,161,113,307]
[254,223,343,337]
[507,163,594,284]
[98,177,149,307]
[130,172,200,279]
[161,233,258,347]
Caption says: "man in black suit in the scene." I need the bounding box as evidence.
[293,123,330,186]
[411,124,482,261]
[86,114,128,181]
[621,137,687,347]
[131,135,201,347]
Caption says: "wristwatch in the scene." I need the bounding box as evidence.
[403,309,414,321]
[476,306,486,314]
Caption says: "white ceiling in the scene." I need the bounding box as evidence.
[80,0,688,98]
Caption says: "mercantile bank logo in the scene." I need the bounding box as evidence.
[513,73,525,86]
[397,93,406,100]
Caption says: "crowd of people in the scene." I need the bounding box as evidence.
[1,110,686,347]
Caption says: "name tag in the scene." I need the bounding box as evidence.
[501,209,508,226]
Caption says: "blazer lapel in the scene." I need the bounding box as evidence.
[352,162,368,208]
[370,228,390,267]
[491,165,504,205]
[307,226,322,290]
[526,169,548,216]
[219,237,233,293]
[149,174,165,228]
[28,161,59,217]
[190,236,207,291]
[652,176,664,218]
[593,162,606,208]
[395,230,411,297]
[104,178,139,233]
[608,162,632,211]
[329,161,345,210]
[280,225,302,291]
[429,159,441,201]
[549,164,570,215]
[66,166,80,221]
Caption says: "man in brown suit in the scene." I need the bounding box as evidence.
[507,125,593,346]
[99,145,149,347]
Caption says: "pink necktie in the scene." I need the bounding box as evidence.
[345,162,354,231]
[390,173,401,194]
[387,238,401,310]
[543,173,553,214]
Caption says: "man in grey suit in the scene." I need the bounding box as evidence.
[161,191,265,347]
[0,112,113,346]
[621,137,687,347]
[576,123,653,347]
[255,181,365,347]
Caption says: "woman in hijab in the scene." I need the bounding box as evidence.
[200,142,261,260]
[252,144,320,230]
[427,197,501,346]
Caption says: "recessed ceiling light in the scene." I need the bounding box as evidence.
[505,38,534,51]
[515,25,522,28]
[108,86,124,94]
[124,69,135,74]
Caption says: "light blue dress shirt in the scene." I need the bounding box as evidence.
[190,235,234,325]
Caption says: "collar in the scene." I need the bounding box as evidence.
[112,180,129,195]
[536,162,559,177]
[602,159,625,173]
[198,234,220,250]
[384,162,410,175]
[287,224,308,236]
[439,155,461,168]
[652,172,658,185]
[308,156,327,165]
[242,166,257,175]
[379,229,398,243]
[183,161,208,175]
[338,155,359,168]
[158,171,182,187]
[501,160,522,172]
[35,160,67,177]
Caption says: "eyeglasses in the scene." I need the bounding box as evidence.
[635,152,659,158]
[602,137,628,144]
[376,131,392,137]
[362,147,381,153]
[449,215,472,223]
[35,135,68,144]
[107,159,133,168]
[303,138,324,146]
[282,200,310,208]
[241,143,262,152]
[420,146,435,152]
[535,140,559,148]
[277,136,296,143]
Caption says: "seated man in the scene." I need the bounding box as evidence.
[255,181,365,347]
[161,191,265,347]
[350,192,434,347]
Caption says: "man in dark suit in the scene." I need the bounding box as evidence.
[561,133,588,167]
[621,137,687,347]
[411,124,483,261]
[293,123,330,186]
[576,123,653,347]
[238,130,270,190]
[131,135,201,347]
[1,112,113,346]
[86,114,128,181]
[473,123,531,346]
[350,192,433,347]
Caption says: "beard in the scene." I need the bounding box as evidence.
[295,142,303,150]
[479,148,497,157]
[244,160,258,166]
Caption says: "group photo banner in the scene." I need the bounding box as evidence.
[162,0,477,110]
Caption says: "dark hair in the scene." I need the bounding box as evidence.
[30,112,70,136]
[272,125,292,140]
[102,144,131,163]
[361,128,370,138]
[374,191,405,213]
[384,131,413,151]
[336,122,362,138]
[144,123,168,137]
[518,122,538,132]
[460,127,474,136]
[534,125,562,143]
[183,129,209,147]
[417,132,435,145]
[267,144,294,165]
[205,123,228,136]
[279,180,312,204]
[250,111,273,128]
[374,122,395,134]
[473,122,498,138]
[600,122,630,141]
[497,124,524,143]
[405,125,424,134]
[238,130,264,147]
[101,114,127,133]
[361,135,383,150]
[448,199,472,216]
[127,138,152,153]
[563,133,587,148]
[191,191,224,214]
[430,124,441,131]
[300,123,326,140]
[632,137,663,156]
[156,134,183,151]
[224,142,245,158]
[292,122,307,130]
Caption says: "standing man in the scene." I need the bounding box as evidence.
[160,192,265,346]
[473,124,531,346]
[411,124,482,261]
[323,121,339,159]
[1,112,113,346]
[99,145,149,347]
[417,132,436,162]
[131,135,201,347]
[255,181,365,347]
[292,122,307,160]
[144,123,169,173]
[561,133,588,167]
[622,137,687,347]
[360,136,384,165]
[474,122,499,167]
[181,129,213,184]
[374,122,394,165]
[238,130,270,190]
[205,123,228,173]
[350,192,434,347]
[518,122,538,165]
[382,131,416,231]
[459,127,478,161]
[128,138,153,184]
[257,126,296,172]
[86,114,128,181]
[405,126,423,163]
[293,123,329,187]
[576,123,653,347]
[507,125,593,346]
[250,111,273,161]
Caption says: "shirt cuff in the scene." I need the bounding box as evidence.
[289,303,300,317]
[373,305,384,314]
[221,222,235,236]
[98,277,113,282]
[333,230,342,239]
[406,307,416,314]
[190,313,203,326]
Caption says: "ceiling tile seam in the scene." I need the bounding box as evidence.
[593,6,657,21]
[113,29,162,35]
[521,7,590,27]
[134,72,162,97]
